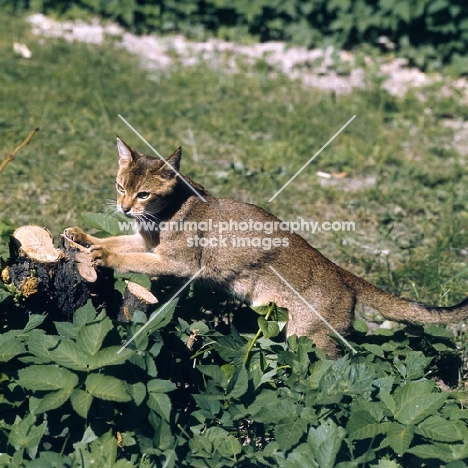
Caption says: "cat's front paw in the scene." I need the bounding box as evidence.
[89,245,114,268]
[63,226,93,248]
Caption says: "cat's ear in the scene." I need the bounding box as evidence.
[160,147,182,177]
[116,136,133,167]
[167,146,182,170]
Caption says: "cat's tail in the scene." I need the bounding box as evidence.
[349,272,468,324]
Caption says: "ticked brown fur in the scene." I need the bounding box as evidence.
[65,138,468,357]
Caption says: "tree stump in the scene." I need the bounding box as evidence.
[0,225,115,318]
[118,281,158,322]
[1,225,159,321]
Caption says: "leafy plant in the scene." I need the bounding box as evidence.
[0,11,467,466]
[4,0,468,71]
[0,280,467,466]
[0,299,179,466]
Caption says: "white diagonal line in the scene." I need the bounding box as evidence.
[268,115,356,202]
[188,127,199,162]
[117,266,205,353]
[268,265,357,354]
[118,114,206,202]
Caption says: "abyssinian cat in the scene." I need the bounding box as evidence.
[65,137,468,357]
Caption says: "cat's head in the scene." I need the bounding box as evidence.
[115,136,182,218]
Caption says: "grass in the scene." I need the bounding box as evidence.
[0,13,467,338]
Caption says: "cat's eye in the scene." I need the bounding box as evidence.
[137,192,151,200]
[116,183,125,193]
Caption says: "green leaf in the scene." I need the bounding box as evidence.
[425,325,455,339]
[27,330,58,363]
[197,365,229,389]
[77,311,113,356]
[394,381,447,424]
[54,321,77,339]
[192,394,222,417]
[126,300,178,352]
[121,273,152,289]
[432,342,454,352]
[450,440,468,461]
[214,335,247,361]
[85,374,131,402]
[84,430,122,466]
[252,303,288,322]
[406,443,454,462]
[49,339,90,371]
[353,318,369,333]
[374,376,395,394]
[308,360,334,389]
[76,425,98,446]
[416,416,463,442]
[23,314,47,332]
[258,316,280,339]
[88,346,132,370]
[33,388,73,413]
[308,420,345,468]
[275,418,308,451]
[129,382,146,406]
[278,448,319,468]
[402,351,432,380]
[71,389,93,419]
[249,395,297,424]
[195,427,241,458]
[153,418,175,452]
[147,379,176,394]
[145,299,178,331]
[82,212,127,236]
[373,461,403,468]
[226,364,248,398]
[8,414,46,452]
[395,392,447,425]
[18,365,78,391]
[386,422,415,455]
[217,434,242,458]
[362,343,385,357]
[348,421,387,442]
[189,434,213,457]
[379,391,396,415]
[147,392,172,421]
[0,338,26,362]
[347,410,386,440]
[271,305,289,323]
[73,300,98,327]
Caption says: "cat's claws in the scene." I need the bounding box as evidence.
[63,226,91,248]
[89,245,111,267]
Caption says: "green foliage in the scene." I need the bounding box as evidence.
[0,286,468,466]
[0,11,467,466]
[4,0,468,71]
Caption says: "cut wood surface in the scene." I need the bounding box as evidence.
[11,225,61,263]
[2,225,158,322]
[119,281,158,322]
[3,225,110,317]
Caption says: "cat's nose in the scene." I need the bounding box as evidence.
[121,205,132,214]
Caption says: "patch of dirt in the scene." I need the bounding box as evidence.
[26,13,468,99]
[441,119,468,157]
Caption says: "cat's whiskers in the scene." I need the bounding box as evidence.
[102,200,120,220]
[135,211,158,226]
[141,210,161,225]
